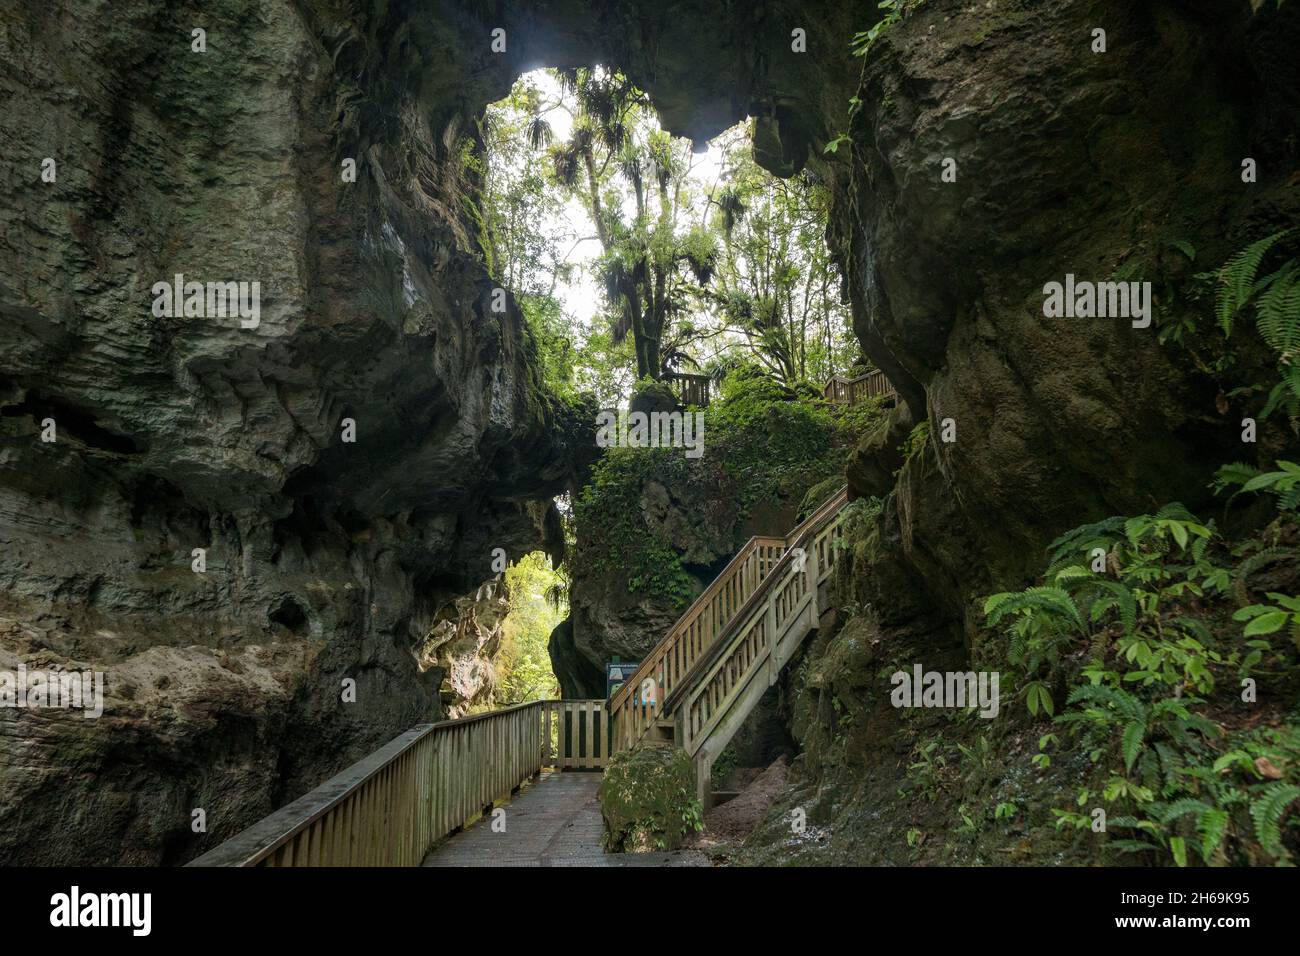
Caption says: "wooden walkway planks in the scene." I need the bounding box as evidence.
[421,772,708,867]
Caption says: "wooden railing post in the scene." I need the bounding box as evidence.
[188,698,611,868]
[609,489,849,755]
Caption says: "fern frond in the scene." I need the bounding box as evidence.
[1213,461,1262,499]
[1122,719,1147,770]
[985,586,1088,635]
[1066,683,1147,721]
[1250,782,1300,857]
[1155,501,1200,523]
[1084,579,1138,636]
[1158,797,1211,825]
[1236,546,1295,581]
[1217,229,1294,335]
[1047,516,1126,571]
[1197,807,1230,863]
[1254,260,1300,357]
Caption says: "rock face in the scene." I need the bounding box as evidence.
[830,0,1300,636]
[0,0,574,864]
[2,0,1295,866]
[759,0,1300,861]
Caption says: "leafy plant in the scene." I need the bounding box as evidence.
[1234,594,1300,651]
[1214,460,1300,510]
[1215,229,1300,420]
[1000,491,1300,867]
[850,1,925,58]
[1250,782,1300,859]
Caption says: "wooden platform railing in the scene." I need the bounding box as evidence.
[608,487,849,755]
[603,368,885,417]
[824,369,896,405]
[542,699,610,769]
[664,371,712,407]
[189,699,608,867]
[608,534,788,751]
[671,492,847,799]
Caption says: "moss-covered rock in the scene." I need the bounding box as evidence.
[560,367,879,696]
[630,378,679,415]
[599,744,703,852]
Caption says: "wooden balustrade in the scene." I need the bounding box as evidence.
[823,369,896,405]
[188,482,854,864]
[664,371,712,407]
[672,490,848,800]
[608,535,787,751]
[542,699,610,769]
[609,487,850,755]
[189,699,607,867]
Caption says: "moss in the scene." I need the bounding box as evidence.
[630,377,678,415]
[571,366,880,608]
[599,744,702,852]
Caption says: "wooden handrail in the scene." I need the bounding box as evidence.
[663,371,712,408]
[672,492,849,802]
[823,369,896,405]
[188,699,609,867]
[607,535,779,713]
[606,533,789,751]
[661,488,846,715]
[608,487,849,752]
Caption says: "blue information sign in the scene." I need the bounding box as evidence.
[606,661,641,700]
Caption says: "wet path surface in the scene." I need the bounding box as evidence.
[422,771,709,867]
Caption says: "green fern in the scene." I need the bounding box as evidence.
[1216,230,1300,420]
[1065,683,1147,722]
[1212,461,1260,497]
[1047,516,1126,573]
[1236,546,1295,580]
[984,586,1087,635]
[1085,579,1139,636]
[1197,807,1230,862]
[1122,719,1147,770]
[1249,781,1300,859]
[1255,260,1300,358]
[1216,229,1296,335]
[1158,796,1211,825]
[1214,460,1300,508]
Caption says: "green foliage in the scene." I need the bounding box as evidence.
[900,420,930,464]
[706,141,858,385]
[1250,782,1300,858]
[1213,459,1300,510]
[573,448,696,607]
[706,365,848,509]
[906,739,949,803]
[984,487,1300,865]
[822,133,852,155]
[1233,593,1300,651]
[572,367,872,607]
[850,1,926,58]
[599,745,703,852]
[481,68,861,407]
[1214,229,1300,420]
[983,586,1085,715]
[493,552,564,705]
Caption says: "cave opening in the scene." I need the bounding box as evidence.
[493,550,564,706]
[474,64,863,704]
[478,65,859,409]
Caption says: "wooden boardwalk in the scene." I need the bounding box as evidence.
[191,375,874,868]
[421,772,708,867]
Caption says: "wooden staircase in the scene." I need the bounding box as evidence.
[607,487,850,802]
